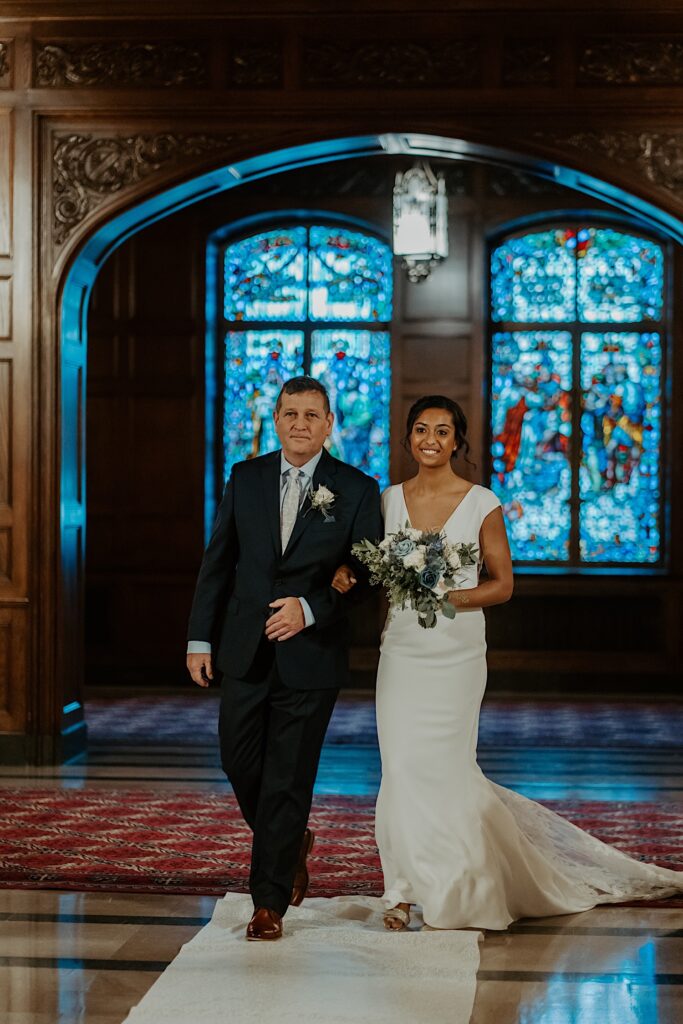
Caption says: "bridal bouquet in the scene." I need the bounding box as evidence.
[352,526,479,629]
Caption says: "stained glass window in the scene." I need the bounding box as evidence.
[224,228,307,321]
[221,224,392,486]
[308,227,392,322]
[224,332,304,469]
[580,332,661,563]
[491,331,573,562]
[491,229,576,323]
[310,331,391,482]
[489,224,666,567]
[577,230,663,323]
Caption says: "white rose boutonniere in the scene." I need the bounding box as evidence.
[308,484,336,522]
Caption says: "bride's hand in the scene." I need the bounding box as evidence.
[331,564,357,594]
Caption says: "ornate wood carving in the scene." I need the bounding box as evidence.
[52,131,251,246]
[534,130,683,197]
[578,37,683,85]
[502,38,554,85]
[0,42,10,87]
[35,41,209,88]
[302,39,480,87]
[229,43,283,87]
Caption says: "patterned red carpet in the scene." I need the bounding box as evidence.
[1,789,681,903]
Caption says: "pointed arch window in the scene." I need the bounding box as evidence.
[488,224,667,568]
[219,223,392,489]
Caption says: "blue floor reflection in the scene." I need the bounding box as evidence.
[312,744,683,802]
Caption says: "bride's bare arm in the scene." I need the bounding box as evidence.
[447,508,513,610]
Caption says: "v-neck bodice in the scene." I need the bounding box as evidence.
[400,482,477,535]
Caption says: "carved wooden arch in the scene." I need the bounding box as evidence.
[51,123,683,275]
[39,120,683,762]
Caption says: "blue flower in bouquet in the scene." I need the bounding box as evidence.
[419,565,443,590]
[394,538,416,558]
[426,555,447,575]
[429,537,445,554]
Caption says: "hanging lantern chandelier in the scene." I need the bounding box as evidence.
[392,162,449,283]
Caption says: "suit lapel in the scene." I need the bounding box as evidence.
[283,448,338,557]
[261,450,283,558]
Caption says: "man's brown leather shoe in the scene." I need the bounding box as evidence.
[290,827,315,907]
[246,907,283,941]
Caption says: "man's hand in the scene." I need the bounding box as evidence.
[265,597,306,642]
[187,652,213,688]
[331,564,357,594]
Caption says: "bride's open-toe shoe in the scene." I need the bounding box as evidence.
[383,904,411,931]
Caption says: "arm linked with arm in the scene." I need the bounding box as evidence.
[304,478,382,631]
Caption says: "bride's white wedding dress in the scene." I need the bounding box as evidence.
[375,482,682,930]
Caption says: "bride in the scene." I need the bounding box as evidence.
[333,394,682,932]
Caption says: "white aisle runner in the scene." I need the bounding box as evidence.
[122,894,482,1024]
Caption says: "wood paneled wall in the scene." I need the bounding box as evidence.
[0,93,28,753]
[0,0,682,760]
[86,219,206,684]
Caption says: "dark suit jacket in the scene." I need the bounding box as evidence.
[187,447,382,689]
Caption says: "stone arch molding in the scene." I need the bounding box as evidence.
[49,126,683,277]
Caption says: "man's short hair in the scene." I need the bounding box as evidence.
[276,376,331,414]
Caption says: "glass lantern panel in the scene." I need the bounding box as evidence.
[490,331,573,562]
[310,330,391,489]
[308,226,392,322]
[224,228,307,321]
[579,332,661,563]
[577,229,664,323]
[491,229,576,323]
[223,331,304,480]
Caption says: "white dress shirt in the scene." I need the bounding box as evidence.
[187,450,322,655]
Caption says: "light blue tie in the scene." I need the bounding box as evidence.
[280,468,304,549]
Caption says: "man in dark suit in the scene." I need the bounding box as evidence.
[186,376,381,941]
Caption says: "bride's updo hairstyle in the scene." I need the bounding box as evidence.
[403,395,475,467]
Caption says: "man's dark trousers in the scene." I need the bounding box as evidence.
[219,637,338,917]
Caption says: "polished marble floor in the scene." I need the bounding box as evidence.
[1,693,682,1023]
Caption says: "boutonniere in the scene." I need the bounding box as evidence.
[307,484,336,522]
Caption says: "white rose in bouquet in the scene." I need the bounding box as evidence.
[448,549,462,571]
[403,548,426,571]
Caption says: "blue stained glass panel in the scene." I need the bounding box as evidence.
[223,331,304,480]
[490,331,573,562]
[310,330,391,489]
[577,230,664,323]
[224,228,307,321]
[580,332,661,563]
[308,227,392,322]
[491,230,576,323]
